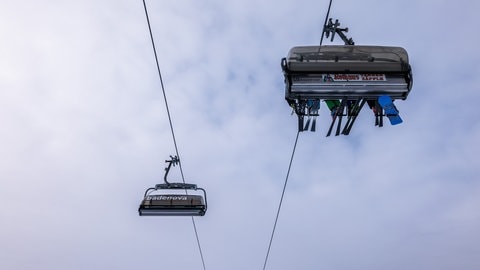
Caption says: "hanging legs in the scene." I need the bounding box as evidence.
[304,99,320,132]
[368,96,403,127]
[378,95,403,125]
[342,98,366,135]
[290,95,402,135]
[294,99,320,132]
[326,98,346,136]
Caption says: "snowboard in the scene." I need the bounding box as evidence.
[378,95,403,125]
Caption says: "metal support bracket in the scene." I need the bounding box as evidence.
[324,18,355,45]
[163,155,179,185]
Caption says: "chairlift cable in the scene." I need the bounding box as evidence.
[262,131,300,270]
[141,1,207,270]
[141,0,183,180]
[192,217,207,270]
[319,0,334,47]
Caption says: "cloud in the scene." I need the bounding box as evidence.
[1,0,480,269]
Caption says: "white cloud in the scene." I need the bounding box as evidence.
[1,0,480,269]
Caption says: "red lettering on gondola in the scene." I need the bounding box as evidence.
[334,74,360,81]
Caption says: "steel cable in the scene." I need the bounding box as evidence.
[141,1,207,269]
[262,131,300,270]
[319,0,334,47]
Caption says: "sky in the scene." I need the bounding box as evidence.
[1,0,479,269]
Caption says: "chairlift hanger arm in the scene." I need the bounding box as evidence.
[324,18,355,45]
[163,155,179,185]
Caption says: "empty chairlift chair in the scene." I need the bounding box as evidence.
[138,156,207,216]
[139,183,207,216]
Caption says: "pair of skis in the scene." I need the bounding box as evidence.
[325,95,402,136]
[326,98,366,136]
[295,95,402,135]
[298,99,320,132]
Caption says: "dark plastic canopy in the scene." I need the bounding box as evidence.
[282,45,412,100]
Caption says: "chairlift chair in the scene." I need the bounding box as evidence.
[282,45,413,102]
[138,156,207,216]
[282,45,413,134]
[281,19,413,135]
[139,183,207,216]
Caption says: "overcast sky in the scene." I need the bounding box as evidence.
[1,0,479,269]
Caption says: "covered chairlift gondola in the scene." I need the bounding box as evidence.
[139,156,207,216]
[281,19,413,135]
